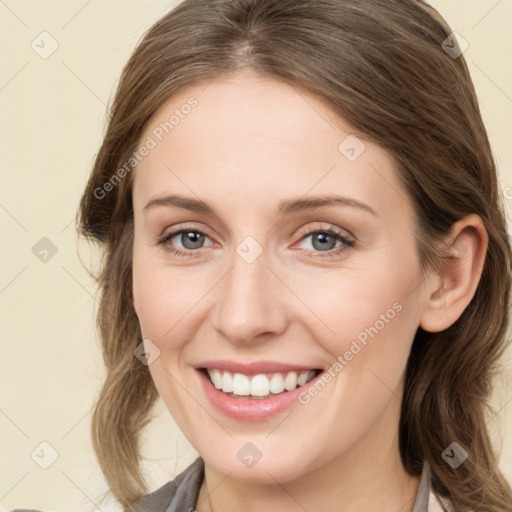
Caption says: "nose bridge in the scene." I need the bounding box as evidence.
[212,238,286,344]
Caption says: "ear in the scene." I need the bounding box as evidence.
[419,214,488,333]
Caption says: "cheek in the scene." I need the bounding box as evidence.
[289,250,423,413]
[290,251,422,351]
[132,248,213,345]
[132,250,212,425]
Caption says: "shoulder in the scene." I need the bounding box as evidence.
[129,456,204,512]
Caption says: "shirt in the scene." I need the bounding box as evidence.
[130,457,452,512]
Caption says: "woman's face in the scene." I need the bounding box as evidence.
[132,71,428,482]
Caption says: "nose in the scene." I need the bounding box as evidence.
[212,245,288,345]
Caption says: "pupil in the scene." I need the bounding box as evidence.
[182,231,204,249]
[313,232,335,251]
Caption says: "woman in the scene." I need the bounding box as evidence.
[77,0,512,511]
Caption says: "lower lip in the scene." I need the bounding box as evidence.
[197,369,323,421]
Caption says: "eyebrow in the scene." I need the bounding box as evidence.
[143,194,377,217]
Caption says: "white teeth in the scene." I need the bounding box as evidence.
[210,369,222,389]
[250,374,270,396]
[269,373,285,394]
[206,369,317,397]
[297,371,308,386]
[232,373,250,395]
[284,371,298,391]
[221,371,233,392]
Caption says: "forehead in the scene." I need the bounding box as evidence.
[132,71,411,223]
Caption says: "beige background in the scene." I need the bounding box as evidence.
[0,1,511,510]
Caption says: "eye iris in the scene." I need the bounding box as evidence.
[182,231,204,249]
[313,232,337,251]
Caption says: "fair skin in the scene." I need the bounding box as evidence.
[131,71,487,512]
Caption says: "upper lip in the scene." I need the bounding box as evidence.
[195,360,321,375]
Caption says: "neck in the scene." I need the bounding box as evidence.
[196,395,421,512]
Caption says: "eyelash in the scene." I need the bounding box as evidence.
[157,225,355,259]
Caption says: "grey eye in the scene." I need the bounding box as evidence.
[304,232,340,251]
[174,231,206,250]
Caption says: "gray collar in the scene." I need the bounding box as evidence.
[411,461,431,512]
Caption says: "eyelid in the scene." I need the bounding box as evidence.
[158,221,355,257]
[159,224,217,249]
[159,222,352,242]
[292,222,355,245]
[159,222,215,241]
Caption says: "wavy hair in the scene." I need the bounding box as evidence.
[77,0,512,509]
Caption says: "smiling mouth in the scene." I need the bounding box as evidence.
[200,368,323,399]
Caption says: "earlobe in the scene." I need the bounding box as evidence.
[419,214,488,333]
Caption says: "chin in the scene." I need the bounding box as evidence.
[198,439,326,484]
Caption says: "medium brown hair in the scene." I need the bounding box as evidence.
[78,0,512,509]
